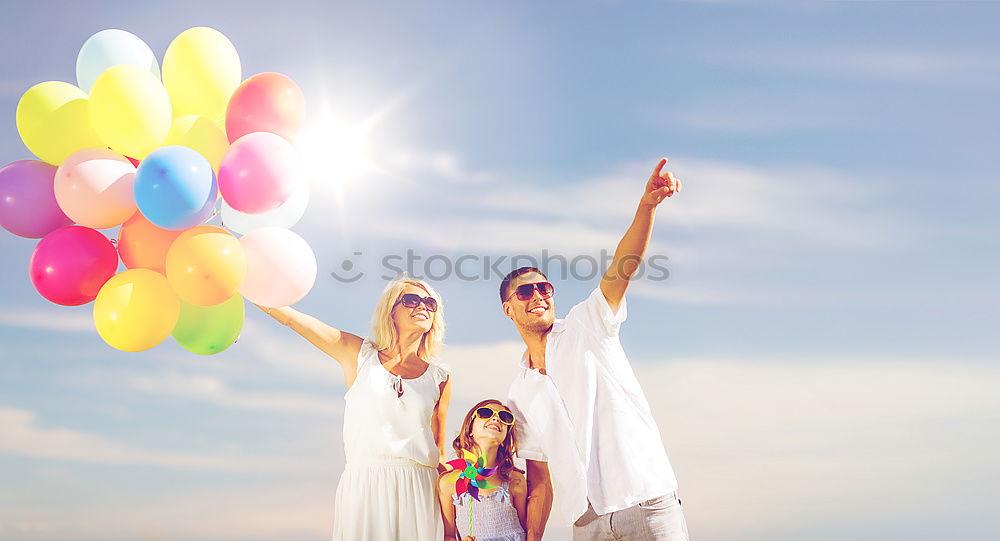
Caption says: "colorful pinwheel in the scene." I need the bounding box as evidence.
[447,449,497,501]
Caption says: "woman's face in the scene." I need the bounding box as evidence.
[390,284,436,335]
[470,404,511,443]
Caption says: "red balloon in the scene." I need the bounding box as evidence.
[108,147,140,168]
[29,225,118,305]
[225,72,305,143]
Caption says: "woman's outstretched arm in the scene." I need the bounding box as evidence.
[438,471,461,540]
[256,304,364,386]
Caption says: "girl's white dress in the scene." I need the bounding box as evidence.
[332,339,449,541]
[453,481,526,541]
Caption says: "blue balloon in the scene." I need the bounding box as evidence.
[135,146,218,230]
[76,29,160,93]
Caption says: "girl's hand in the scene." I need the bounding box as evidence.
[460,537,476,541]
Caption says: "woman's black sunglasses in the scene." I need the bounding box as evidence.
[395,293,438,312]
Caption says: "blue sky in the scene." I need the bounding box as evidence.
[2,1,999,540]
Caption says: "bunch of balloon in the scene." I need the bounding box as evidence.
[0,27,317,356]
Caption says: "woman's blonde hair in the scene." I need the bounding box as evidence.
[370,276,445,360]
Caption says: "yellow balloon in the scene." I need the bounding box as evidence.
[162,27,241,120]
[15,81,104,165]
[166,225,246,306]
[164,115,229,172]
[89,65,172,159]
[93,269,180,352]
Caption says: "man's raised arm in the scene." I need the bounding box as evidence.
[600,157,681,313]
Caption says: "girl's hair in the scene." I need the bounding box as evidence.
[370,276,445,360]
[453,399,523,482]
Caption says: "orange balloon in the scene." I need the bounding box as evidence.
[165,225,246,306]
[117,213,184,274]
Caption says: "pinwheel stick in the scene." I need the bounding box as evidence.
[446,449,499,538]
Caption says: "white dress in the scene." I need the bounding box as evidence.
[453,481,526,541]
[332,339,449,541]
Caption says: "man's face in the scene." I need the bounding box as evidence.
[502,271,556,333]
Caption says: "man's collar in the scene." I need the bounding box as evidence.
[518,318,565,369]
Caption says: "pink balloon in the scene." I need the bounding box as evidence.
[55,148,137,229]
[218,132,298,215]
[29,225,119,306]
[239,227,316,307]
[0,160,74,238]
[225,72,305,143]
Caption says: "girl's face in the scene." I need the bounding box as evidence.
[470,404,512,443]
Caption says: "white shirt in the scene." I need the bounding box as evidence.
[507,287,677,524]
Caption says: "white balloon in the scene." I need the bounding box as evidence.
[239,227,316,307]
[77,29,159,93]
[220,176,309,234]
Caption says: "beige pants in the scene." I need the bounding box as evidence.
[573,492,689,541]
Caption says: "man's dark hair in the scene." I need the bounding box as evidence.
[500,266,547,302]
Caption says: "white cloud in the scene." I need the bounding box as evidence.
[366,214,636,255]
[628,280,772,306]
[437,340,525,423]
[0,407,306,472]
[118,371,344,416]
[0,307,93,332]
[667,92,858,135]
[0,481,338,541]
[5,342,998,540]
[365,155,918,253]
[650,356,1000,537]
[243,319,346,384]
[300,153,929,308]
[716,46,1000,88]
[384,147,495,184]
[424,343,1000,539]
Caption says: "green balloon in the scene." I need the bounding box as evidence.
[171,294,245,355]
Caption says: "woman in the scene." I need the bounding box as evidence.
[259,277,451,541]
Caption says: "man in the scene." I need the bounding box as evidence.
[502,158,687,540]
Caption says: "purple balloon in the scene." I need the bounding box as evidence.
[0,160,74,238]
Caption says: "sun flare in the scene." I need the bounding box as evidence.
[295,103,378,197]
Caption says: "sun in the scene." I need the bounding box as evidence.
[295,103,379,198]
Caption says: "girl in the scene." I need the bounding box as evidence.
[439,399,527,541]
[259,277,451,540]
